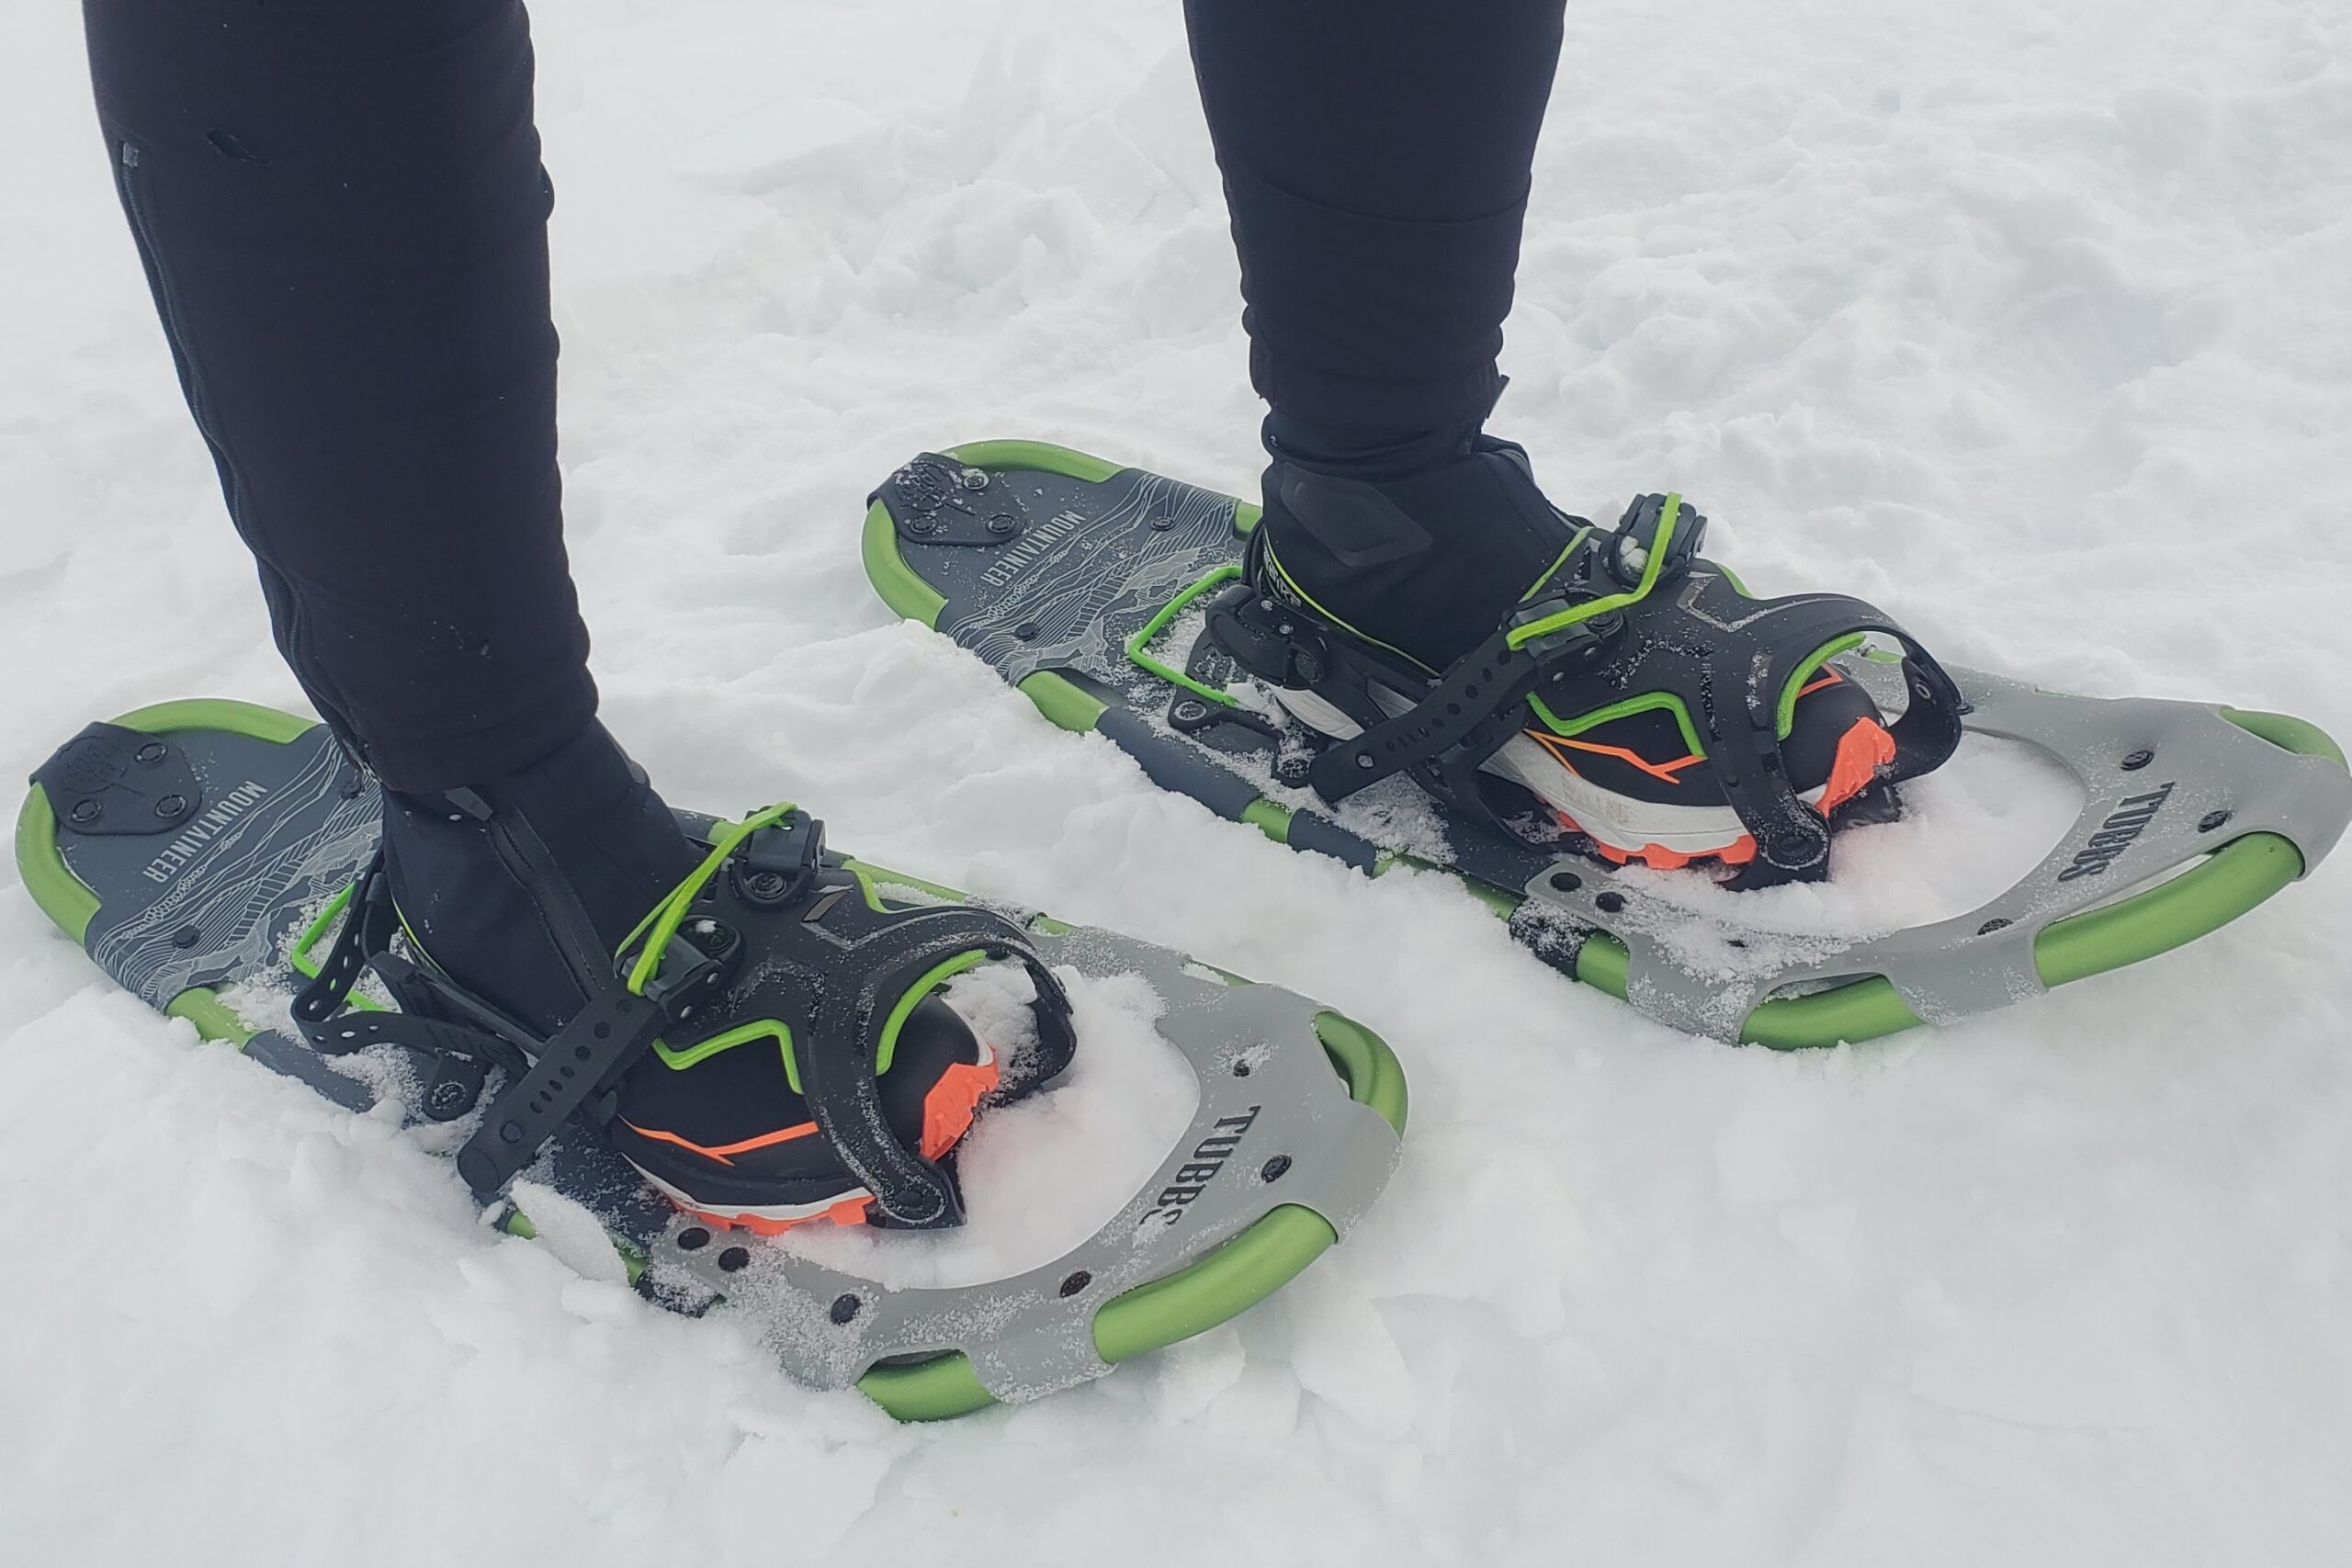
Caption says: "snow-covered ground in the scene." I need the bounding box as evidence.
[6,0,2352,1562]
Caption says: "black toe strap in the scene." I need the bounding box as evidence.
[1595,578,1964,877]
[738,892,1073,1230]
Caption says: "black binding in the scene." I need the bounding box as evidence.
[731,888,1076,1228]
[1214,492,1967,880]
[290,806,1075,1225]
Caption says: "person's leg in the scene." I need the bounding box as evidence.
[78,4,1057,1227]
[85,0,688,1030]
[1184,5,1917,874]
[85,0,590,793]
[1182,0,1577,672]
[1183,0,1566,475]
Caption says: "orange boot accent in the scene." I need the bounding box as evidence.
[1819,716,1897,815]
[677,1193,879,1237]
[644,1056,1004,1238]
[917,1056,1003,1160]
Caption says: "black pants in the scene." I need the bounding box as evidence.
[84,0,1564,792]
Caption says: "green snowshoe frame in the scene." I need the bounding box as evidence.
[17,699,1408,1421]
[865,440,2350,1048]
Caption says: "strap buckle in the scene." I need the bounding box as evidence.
[1600,491,1707,591]
[728,809,826,909]
[1507,593,1622,671]
[628,917,741,1020]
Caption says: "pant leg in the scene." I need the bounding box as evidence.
[84,0,594,793]
[1183,0,1566,467]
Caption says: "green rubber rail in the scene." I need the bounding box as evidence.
[17,696,1409,1424]
[866,442,2350,1052]
[860,1010,1407,1420]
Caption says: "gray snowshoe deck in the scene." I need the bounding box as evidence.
[18,699,1405,1420]
[865,440,2351,1045]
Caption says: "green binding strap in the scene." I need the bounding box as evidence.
[1775,634,1868,739]
[874,948,989,1075]
[619,800,801,994]
[623,808,1001,1089]
[1124,565,1244,707]
[1507,491,1682,649]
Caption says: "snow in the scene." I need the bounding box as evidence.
[5,0,2352,1564]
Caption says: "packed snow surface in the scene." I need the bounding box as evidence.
[6,1,2352,1563]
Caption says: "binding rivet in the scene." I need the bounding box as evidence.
[134,741,167,764]
[987,513,1019,536]
[2120,749,2154,772]
[830,1293,861,1323]
[1171,699,1209,725]
[68,799,101,824]
[155,795,187,818]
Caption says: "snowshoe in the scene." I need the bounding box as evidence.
[865,441,2352,1043]
[18,701,1406,1418]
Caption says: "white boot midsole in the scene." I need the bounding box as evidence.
[628,1164,874,1224]
[1270,684,1828,855]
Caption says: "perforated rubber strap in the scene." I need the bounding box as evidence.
[1306,605,1616,805]
[454,987,671,1197]
[288,851,529,1124]
[442,789,711,1199]
[290,846,395,1040]
[791,905,1074,1229]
